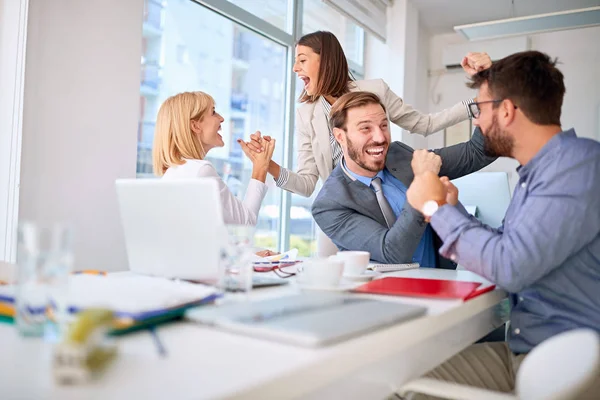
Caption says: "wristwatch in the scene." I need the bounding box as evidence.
[422,200,440,218]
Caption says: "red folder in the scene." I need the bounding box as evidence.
[353,277,495,300]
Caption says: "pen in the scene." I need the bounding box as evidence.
[252,260,300,265]
[149,326,167,358]
[73,270,107,276]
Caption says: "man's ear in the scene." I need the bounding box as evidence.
[502,99,517,126]
[333,127,345,146]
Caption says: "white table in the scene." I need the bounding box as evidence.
[1,269,507,399]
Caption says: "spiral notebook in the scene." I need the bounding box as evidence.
[0,274,219,332]
[367,263,420,273]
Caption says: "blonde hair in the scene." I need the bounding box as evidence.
[152,91,214,176]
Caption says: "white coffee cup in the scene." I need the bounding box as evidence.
[335,251,370,276]
[296,258,344,287]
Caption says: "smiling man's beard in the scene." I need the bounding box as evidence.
[483,115,514,158]
[346,135,388,173]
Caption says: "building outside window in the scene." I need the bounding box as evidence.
[136,0,365,256]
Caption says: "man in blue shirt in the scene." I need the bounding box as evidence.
[406,51,600,397]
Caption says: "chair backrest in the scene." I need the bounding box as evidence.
[516,329,600,400]
[315,226,339,258]
[451,172,512,228]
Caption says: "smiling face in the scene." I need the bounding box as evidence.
[190,105,225,155]
[293,45,321,96]
[334,102,390,176]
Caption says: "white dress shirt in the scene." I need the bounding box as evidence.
[162,159,268,226]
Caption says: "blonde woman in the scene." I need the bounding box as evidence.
[153,91,275,226]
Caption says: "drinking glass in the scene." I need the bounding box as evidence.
[15,222,73,339]
[217,225,255,301]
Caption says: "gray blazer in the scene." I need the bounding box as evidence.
[311,128,495,267]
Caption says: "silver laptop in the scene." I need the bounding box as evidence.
[186,293,427,347]
[115,178,224,281]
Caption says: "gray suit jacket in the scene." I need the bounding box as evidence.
[311,128,496,267]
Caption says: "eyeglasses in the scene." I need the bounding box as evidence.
[469,99,518,119]
[468,100,502,119]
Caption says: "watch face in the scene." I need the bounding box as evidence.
[423,200,439,217]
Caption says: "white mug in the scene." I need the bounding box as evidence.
[296,258,344,287]
[334,251,370,276]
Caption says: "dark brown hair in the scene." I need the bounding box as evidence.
[329,91,387,131]
[297,31,353,103]
[468,50,565,126]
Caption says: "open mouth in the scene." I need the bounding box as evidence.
[365,146,386,159]
[299,76,310,89]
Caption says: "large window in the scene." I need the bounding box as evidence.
[227,0,289,32]
[303,0,365,74]
[138,0,286,250]
[136,0,366,256]
[287,0,366,256]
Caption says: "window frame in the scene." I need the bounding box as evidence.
[0,0,29,262]
[159,0,365,252]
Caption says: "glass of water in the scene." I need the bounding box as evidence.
[217,225,255,301]
[15,222,73,339]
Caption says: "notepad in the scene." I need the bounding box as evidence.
[353,277,494,300]
[67,275,218,317]
[368,263,420,273]
[0,274,219,331]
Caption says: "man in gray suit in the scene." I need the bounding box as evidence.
[311,91,495,268]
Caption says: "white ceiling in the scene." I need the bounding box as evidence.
[410,0,600,34]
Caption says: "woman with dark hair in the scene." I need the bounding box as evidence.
[247,31,490,198]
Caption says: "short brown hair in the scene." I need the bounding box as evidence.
[329,91,387,131]
[297,31,352,103]
[468,50,565,126]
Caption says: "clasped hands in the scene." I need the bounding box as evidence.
[407,150,459,220]
[237,131,275,167]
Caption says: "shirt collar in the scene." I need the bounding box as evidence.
[320,96,332,115]
[341,158,385,187]
[517,128,576,177]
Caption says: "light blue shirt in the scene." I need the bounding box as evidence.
[344,162,436,268]
[431,129,600,353]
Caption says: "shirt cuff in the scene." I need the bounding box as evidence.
[430,204,472,258]
[274,167,290,187]
[462,98,475,119]
[453,201,470,216]
[245,178,269,212]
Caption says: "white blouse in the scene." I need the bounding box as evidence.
[162,159,268,226]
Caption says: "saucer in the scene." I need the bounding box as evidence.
[343,270,379,281]
[293,281,359,292]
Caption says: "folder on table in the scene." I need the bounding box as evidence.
[0,274,219,333]
[353,277,495,300]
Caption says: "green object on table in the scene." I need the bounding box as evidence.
[109,303,203,336]
[66,309,114,344]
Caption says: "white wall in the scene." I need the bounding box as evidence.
[364,0,430,148]
[0,0,27,262]
[530,27,600,141]
[19,0,143,271]
[426,26,600,191]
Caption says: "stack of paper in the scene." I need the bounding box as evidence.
[0,274,219,332]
